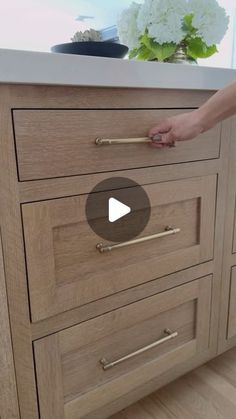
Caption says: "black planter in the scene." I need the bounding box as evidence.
[51,42,128,59]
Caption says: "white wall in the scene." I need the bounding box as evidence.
[199,0,236,68]
[0,0,132,52]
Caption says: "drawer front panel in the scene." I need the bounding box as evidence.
[34,276,212,419]
[13,109,221,181]
[22,175,216,322]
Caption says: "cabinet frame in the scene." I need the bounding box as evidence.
[0,83,231,419]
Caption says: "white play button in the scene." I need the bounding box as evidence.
[86,177,151,242]
[108,197,131,223]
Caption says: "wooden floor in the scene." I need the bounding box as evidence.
[110,347,236,419]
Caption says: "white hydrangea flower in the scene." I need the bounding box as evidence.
[117,0,229,55]
[137,0,188,44]
[117,2,141,50]
[137,0,152,33]
[188,0,229,46]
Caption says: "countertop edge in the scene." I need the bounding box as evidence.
[0,48,236,90]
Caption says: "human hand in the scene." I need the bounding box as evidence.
[149,110,205,148]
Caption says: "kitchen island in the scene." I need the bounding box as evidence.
[0,48,236,419]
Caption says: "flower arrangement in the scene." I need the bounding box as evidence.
[117,0,229,62]
[71,28,102,42]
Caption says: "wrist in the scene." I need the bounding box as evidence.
[194,108,215,133]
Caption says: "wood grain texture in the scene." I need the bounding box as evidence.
[34,334,64,419]
[0,86,39,419]
[5,84,215,110]
[218,116,236,352]
[19,159,219,203]
[232,206,236,254]
[110,346,236,419]
[34,276,212,419]
[11,83,230,369]
[31,262,213,340]
[110,396,177,419]
[13,109,221,181]
[227,266,236,339]
[23,175,216,322]
[0,83,232,419]
[0,229,20,419]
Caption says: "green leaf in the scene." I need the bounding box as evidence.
[140,33,177,62]
[128,48,139,59]
[136,45,155,61]
[152,42,177,62]
[182,14,195,33]
[187,37,217,59]
[184,14,193,27]
[128,45,155,61]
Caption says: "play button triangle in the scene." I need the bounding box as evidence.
[108,197,131,223]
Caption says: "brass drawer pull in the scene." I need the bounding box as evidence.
[96,226,181,253]
[95,137,152,145]
[100,329,178,371]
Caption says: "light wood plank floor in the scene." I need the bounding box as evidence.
[110,347,236,419]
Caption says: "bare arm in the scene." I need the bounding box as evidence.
[149,80,236,147]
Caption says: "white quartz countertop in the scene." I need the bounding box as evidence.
[0,48,236,91]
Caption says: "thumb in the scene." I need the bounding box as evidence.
[149,119,172,138]
[159,130,176,145]
[151,130,176,148]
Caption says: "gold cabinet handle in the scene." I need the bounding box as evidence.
[95,137,152,145]
[95,135,176,147]
[96,226,181,253]
[100,329,178,371]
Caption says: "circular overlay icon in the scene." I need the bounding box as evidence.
[86,177,151,243]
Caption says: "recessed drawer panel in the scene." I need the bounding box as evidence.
[22,175,216,322]
[34,276,212,419]
[13,109,221,181]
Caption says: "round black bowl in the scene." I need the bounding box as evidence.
[51,41,128,59]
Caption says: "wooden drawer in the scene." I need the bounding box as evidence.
[22,175,216,322]
[13,109,221,181]
[34,276,212,419]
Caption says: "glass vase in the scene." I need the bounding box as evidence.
[166,44,197,65]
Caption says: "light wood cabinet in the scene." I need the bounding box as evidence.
[0,84,232,419]
[218,117,236,352]
[0,232,20,419]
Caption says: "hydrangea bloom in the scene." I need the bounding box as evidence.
[117,2,141,50]
[117,0,229,61]
[138,0,188,44]
[136,0,152,34]
[188,0,229,46]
